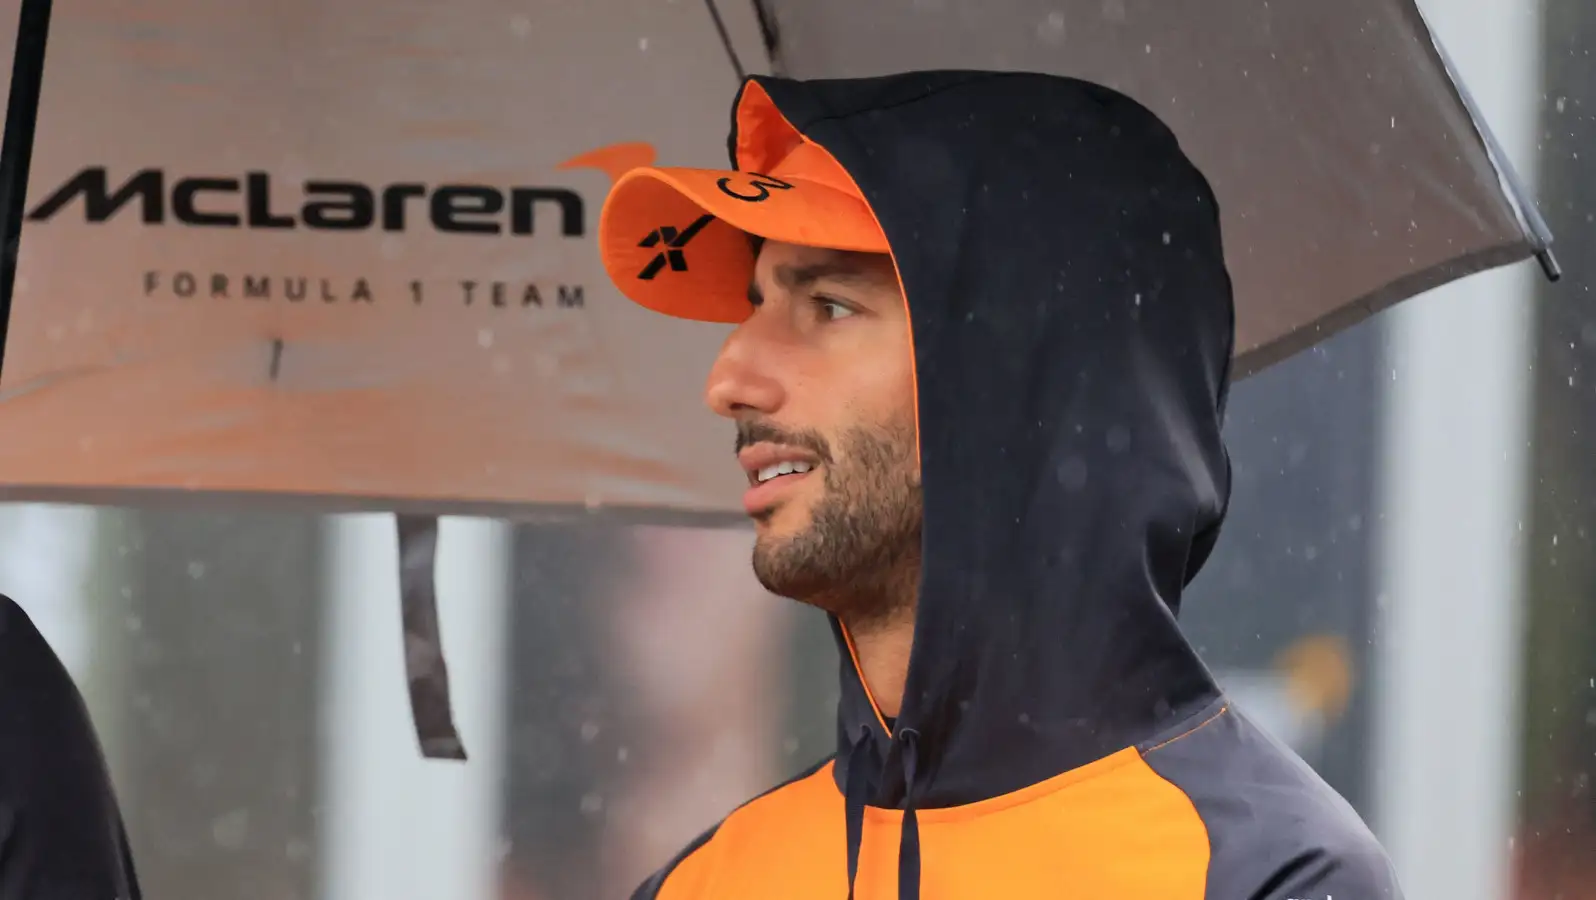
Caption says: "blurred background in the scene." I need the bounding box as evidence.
[1,0,1592,898]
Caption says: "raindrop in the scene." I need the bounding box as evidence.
[639,36,650,51]
[1161,232,1172,245]
[187,561,206,579]
[580,721,601,742]
[211,809,251,850]
[478,328,495,348]
[1106,425,1131,453]
[1057,457,1088,491]
[1036,11,1066,44]
[1556,96,1568,113]
[580,792,605,815]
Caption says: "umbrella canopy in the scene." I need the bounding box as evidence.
[758,0,1558,375]
[0,0,1556,519]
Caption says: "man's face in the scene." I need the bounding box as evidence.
[705,240,922,623]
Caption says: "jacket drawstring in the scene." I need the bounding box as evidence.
[842,727,924,900]
[896,729,922,900]
[843,727,874,900]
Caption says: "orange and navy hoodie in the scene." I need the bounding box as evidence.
[632,71,1404,900]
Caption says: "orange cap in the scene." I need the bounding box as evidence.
[598,140,889,323]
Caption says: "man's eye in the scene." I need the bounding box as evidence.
[817,298,857,321]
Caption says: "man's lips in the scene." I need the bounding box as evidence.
[737,443,821,515]
[737,443,822,487]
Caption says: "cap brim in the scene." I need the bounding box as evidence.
[599,166,889,323]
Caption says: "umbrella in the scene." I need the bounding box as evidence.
[0,0,1557,755]
[0,0,1558,517]
[752,0,1560,375]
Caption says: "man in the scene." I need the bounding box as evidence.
[0,594,142,899]
[598,70,1402,900]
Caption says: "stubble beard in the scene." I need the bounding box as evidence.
[750,422,922,631]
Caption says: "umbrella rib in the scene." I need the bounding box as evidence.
[0,0,52,384]
[702,0,747,82]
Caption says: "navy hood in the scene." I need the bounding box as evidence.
[736,68,1234,820]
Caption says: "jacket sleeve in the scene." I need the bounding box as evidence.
[1249,839,1405,900]
[629,756,835,899]
[0,596,143,900]
[629,824,720,900]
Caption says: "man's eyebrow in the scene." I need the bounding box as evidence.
[775,260,890,290]
[747,255,896,307]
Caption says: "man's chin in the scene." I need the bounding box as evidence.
[750,500,812,540]
[749,522,818,603]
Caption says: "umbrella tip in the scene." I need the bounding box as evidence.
[1536,247,1562,283]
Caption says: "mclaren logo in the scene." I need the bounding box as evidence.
[22,142,660,310]
[27,167,585,237]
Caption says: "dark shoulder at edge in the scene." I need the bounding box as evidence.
[1139,705,1405,899]
[629,755,836,900]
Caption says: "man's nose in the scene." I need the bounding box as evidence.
[704,324,786,419]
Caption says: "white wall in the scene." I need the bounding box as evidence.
[318,515,512,900]
[1374,1,1543,898]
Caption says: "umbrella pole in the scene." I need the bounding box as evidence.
[0,0,52,382]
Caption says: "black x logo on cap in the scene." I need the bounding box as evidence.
[637,214,715,280]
